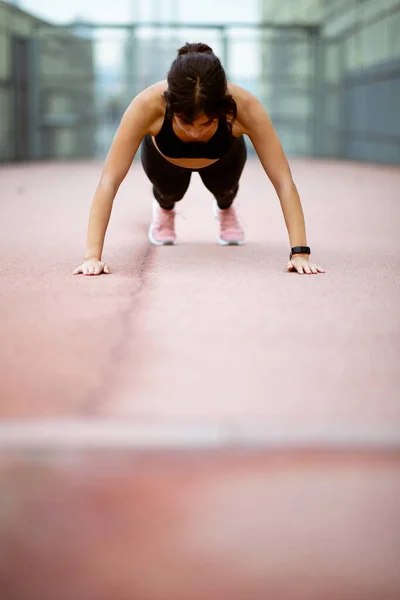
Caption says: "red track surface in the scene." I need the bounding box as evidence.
[1,157,400,598]
[1,158,399,418]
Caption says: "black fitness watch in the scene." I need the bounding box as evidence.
[290,246,311,260]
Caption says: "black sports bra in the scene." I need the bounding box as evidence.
[154,111,235,159]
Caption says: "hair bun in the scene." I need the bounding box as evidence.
[177,42,214,56]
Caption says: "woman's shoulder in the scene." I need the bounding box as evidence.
[121,81,167,134]
[133,80,167,110]
[227,82,257,108]
[227,82,261,133]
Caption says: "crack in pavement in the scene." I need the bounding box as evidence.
[83,235,155,415]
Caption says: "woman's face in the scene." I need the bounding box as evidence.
[174,113,217,139]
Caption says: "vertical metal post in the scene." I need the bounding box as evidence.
[311,29,325,158]
[28,34,42,159]
[12,34,32,161]
[338,33,347,159]
[220,27,229,78]
[170,0,179,49]
[126,25,137,101]
[129,0,138,100]
[150,0,162,83]
[259,28,269,108]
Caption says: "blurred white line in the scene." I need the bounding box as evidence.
[0,421,399,450]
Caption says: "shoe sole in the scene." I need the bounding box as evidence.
[218,238,245,246]
[148,225,176,246]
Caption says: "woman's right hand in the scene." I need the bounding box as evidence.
[73,259,110,276]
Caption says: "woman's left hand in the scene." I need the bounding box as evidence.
[287,256,325,275]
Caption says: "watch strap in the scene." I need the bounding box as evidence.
[290,246,311,260]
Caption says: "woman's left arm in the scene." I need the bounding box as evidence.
[239,93,325,275]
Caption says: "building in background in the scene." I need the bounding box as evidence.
[260,0,400,163]
[0,0,96,162]
[1,0,399,164]
[122,0,181,109]
[123,30,179,107]
[322,0,400,163]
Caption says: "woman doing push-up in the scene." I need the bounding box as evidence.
[74,42,325,276]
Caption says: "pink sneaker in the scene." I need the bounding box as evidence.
[214,202,245,246]
[149,201,176,245]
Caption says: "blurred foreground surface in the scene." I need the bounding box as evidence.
[1,449,400,600]
[0,157,399,598]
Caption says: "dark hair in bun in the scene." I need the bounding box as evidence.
[177,42,214,56]
[163,41,237,129]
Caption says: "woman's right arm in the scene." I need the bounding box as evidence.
[74,90,158,275]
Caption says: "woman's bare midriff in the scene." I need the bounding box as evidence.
[151,136,220,169]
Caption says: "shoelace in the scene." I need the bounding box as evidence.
[219,207,240,230]
[155,208,175,229]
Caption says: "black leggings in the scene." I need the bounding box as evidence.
[140,134,247,210]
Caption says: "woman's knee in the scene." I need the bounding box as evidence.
[153,187,186,209]
[215,184,239,209]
